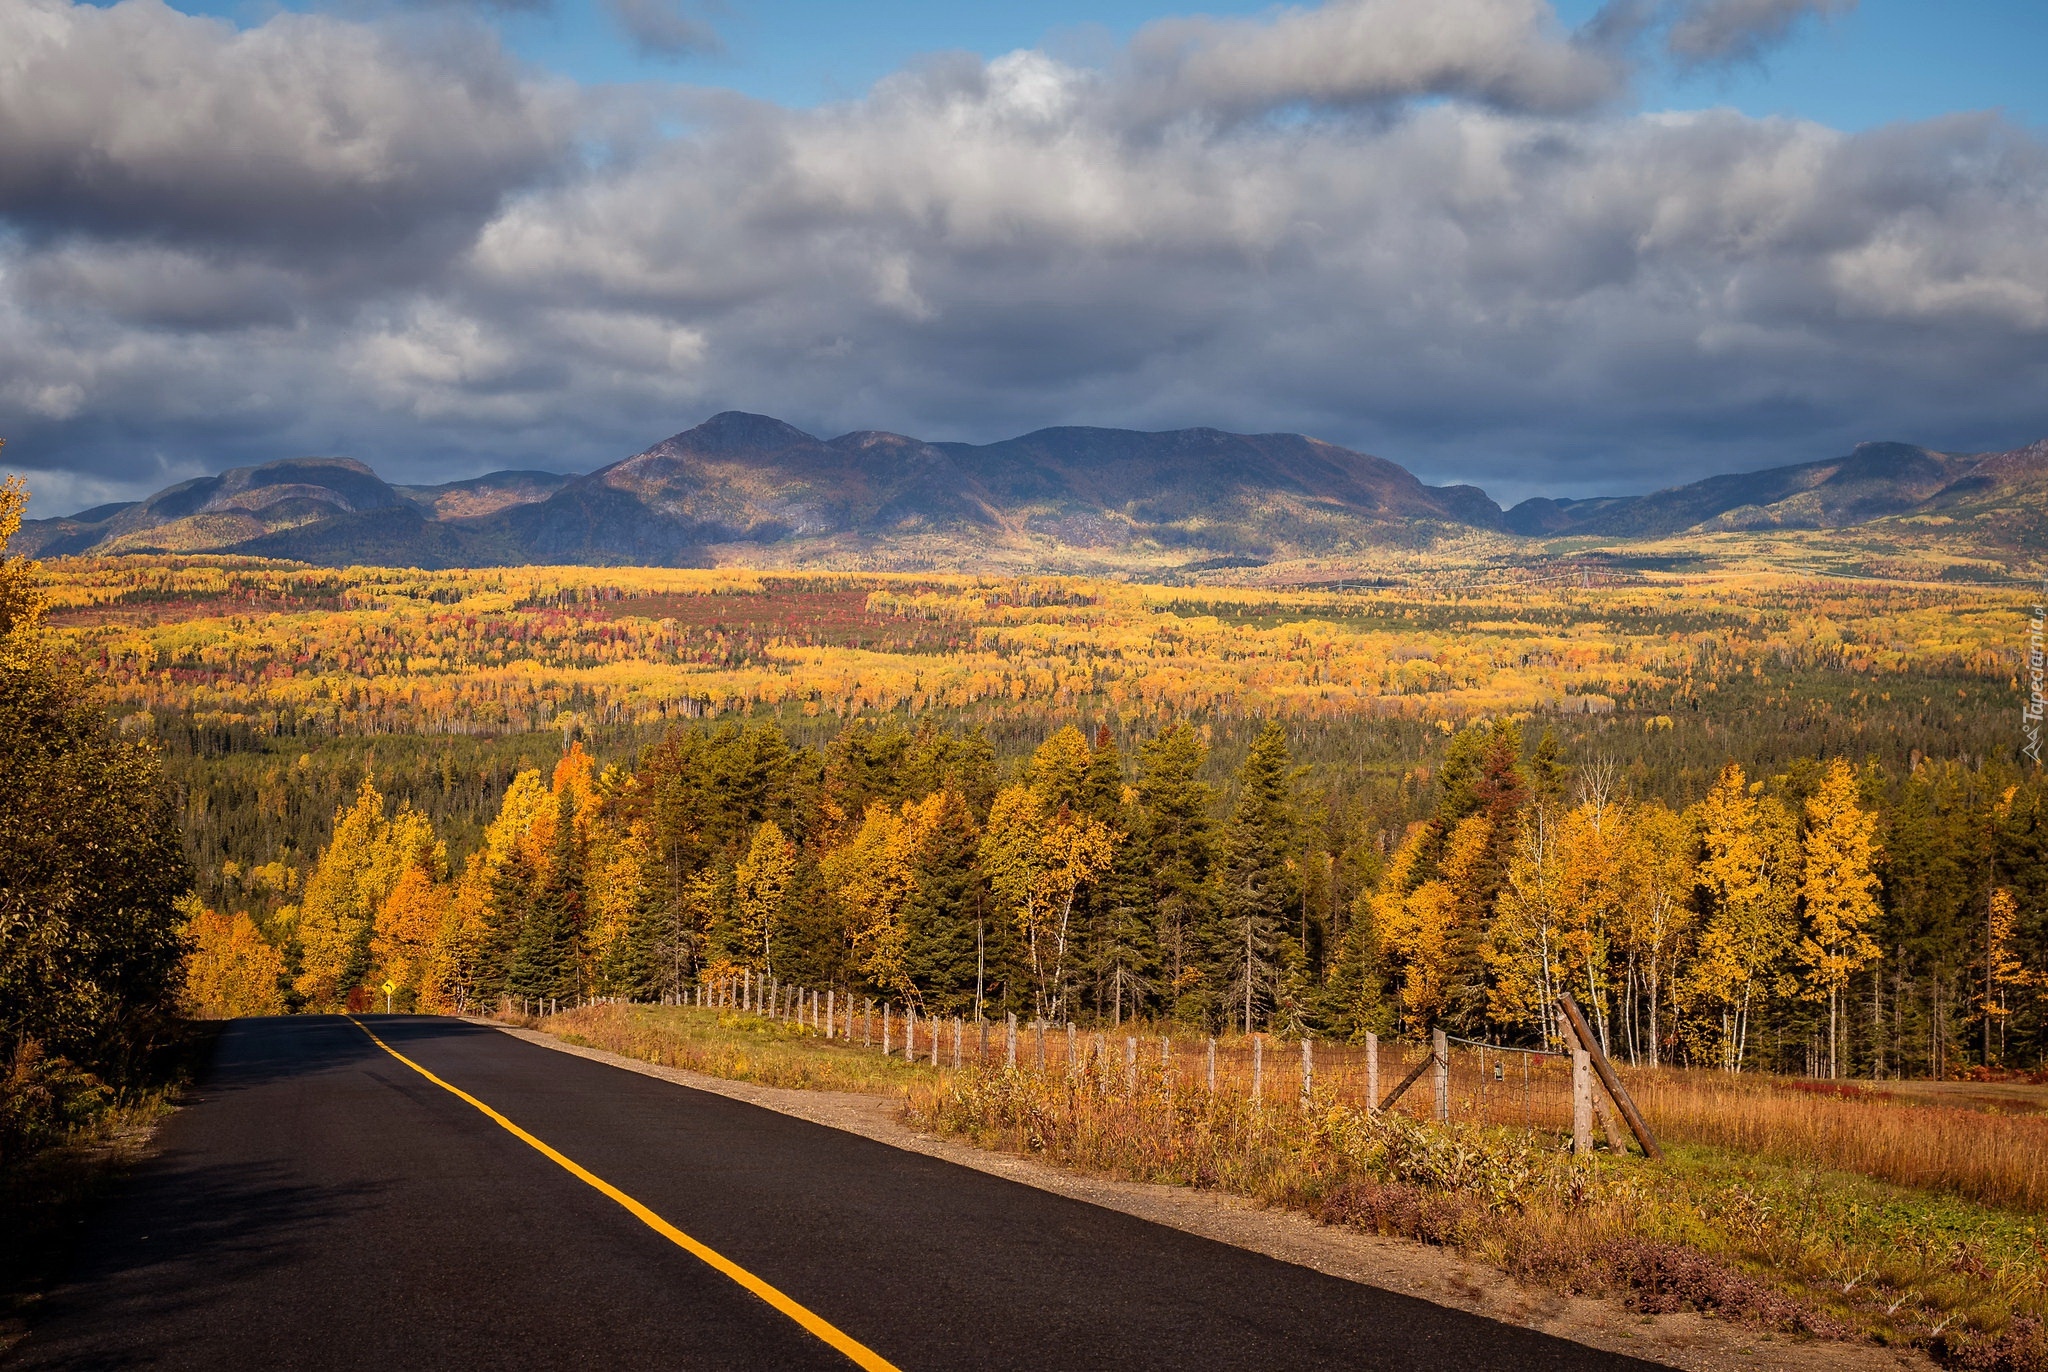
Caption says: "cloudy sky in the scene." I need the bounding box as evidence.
[3,0,2046,513]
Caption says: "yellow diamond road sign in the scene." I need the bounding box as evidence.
[382,980,396,997]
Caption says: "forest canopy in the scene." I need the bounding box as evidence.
[17,551,2047,1081]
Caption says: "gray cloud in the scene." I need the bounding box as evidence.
[1119,0,1626,121]
[1665,0,1856,69]
[0,0,574,260]
[1,0,2044,512]
[604,0,720,58]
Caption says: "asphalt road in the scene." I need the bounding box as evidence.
[8,1016,1670,1371]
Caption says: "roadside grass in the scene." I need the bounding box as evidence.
[534,1002,941,1095]
[903,1065,2048,1370]
[1627,1071,2048,1215]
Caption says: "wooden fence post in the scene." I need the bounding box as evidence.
[1571,1046,1593,1156]
[1207,1037,1217,1093]
[864,999,874,1046]
[953,1017,962,1070]
[1366,1032,1379,1112]
[905,1004,916,1061]
[1432,1028,1450,1123]
[1557,993,1664,1160]
[1253,1035,1264,1100]
[1067,1023,1077,1076]
[1125,1036,1137,1094]
[883,1004,892,1056]
[825,988,835,1039]
[1302,1038,1314,1102]
[1006,1013,1017,1069]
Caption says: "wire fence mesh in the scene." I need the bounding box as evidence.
[675,969,1620,1146]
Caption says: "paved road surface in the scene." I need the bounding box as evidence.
[8,1016,1668,1370]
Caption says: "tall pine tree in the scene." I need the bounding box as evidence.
[1218,720,1296,1033]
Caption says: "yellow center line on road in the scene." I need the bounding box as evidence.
[347,1016,901,1372]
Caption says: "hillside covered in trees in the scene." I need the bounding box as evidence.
[77,555,2037,1079]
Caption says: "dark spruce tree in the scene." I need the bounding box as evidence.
[1217,720,1297,1034]
[901,789,985,1015]
[1133,722,1218,1027]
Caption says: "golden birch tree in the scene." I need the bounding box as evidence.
[180,902,286,1018]
[1684,763,1799,1072]
[1487,806,1566,1045]
[733,819,796,974]
[1614,799,1696,1067]
[828,803,921,1000]
[1795,758,1882,1077]
[981,784,1116,1021]
[371,864,449,1008]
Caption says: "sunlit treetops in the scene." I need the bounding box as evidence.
[36,558,2029,739]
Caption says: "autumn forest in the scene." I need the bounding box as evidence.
[36,554,2034,1082]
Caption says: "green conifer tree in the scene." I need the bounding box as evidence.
[1134,722,1218,1026]
[1218,720,1296,1033]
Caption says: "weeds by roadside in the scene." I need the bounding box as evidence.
[534,1002,939,1095]
[907,1064,2048,1371]
[1627,1071,2048,1214]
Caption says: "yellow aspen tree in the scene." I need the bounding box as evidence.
[180,901,286,1018]
[1389,814,1489,1034]
[1553,798,1627,1053]
[1389,879,1454,1030]
[1796,758,1882,1078]
[1487,806,1566,1045]
[552,741,597,814]
[371,864,449,1007]
[584,819,653,993]
[294,779,387,1008]
[421,852,493,1013]
[1615,799,1697,1067]
[1354,821,1428,1033]
[733,819,796,974]
[1030,805,1118,1022]
[1686,763,1799,1072]
[1026,725,1093,809]
[827,803,919,999]
[295,779,445,1009]
[980,783,1117,1021]
[484,768,552,869]
[1980,888,2021,1064]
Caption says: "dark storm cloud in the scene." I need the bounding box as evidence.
[1,0,2044,514]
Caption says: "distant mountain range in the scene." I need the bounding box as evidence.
[16,413,2045,571]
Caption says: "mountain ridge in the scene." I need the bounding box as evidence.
[16,415,2045,570]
